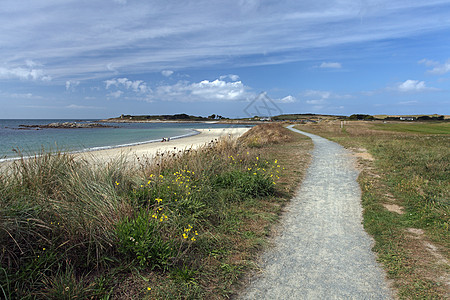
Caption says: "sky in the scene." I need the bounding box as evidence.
[1,0,450,119]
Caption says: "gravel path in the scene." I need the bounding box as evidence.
[239,126,392,299]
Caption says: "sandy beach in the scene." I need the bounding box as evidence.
[76,127,250,164]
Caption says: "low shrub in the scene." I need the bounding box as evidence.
[116,210,177,270]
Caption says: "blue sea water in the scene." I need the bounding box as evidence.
[0,120,249,162]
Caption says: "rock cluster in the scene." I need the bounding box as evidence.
[19,122,114,129]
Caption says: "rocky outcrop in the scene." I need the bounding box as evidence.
[19,122,115,129]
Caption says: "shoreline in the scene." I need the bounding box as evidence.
[75,127,250,164]
[0,129,200,164]
[1,128,250,168]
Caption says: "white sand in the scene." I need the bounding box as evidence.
[76,127,250,164]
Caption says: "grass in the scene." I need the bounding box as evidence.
[0,123,312,299]
[371,122,450,134]
[296,121,449,299]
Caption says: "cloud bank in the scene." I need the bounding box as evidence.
[105,78,149,93]
[103,75,257,102]
[0,64,51,81]
[2,1,450,80]
[419,59,450,75]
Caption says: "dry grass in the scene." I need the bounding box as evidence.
[239,123,294,147]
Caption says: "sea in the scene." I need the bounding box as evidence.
[0,119,250,162]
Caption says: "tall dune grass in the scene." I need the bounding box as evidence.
[0,123,299,299]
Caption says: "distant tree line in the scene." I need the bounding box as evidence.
[207,114,225,120]
[117,113,227,121]
[346,114,446,121]
[347,114,375,120]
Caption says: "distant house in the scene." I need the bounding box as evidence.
[260,117,272,121]
[399,116,416,121]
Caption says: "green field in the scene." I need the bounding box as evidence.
[371,122,450,134]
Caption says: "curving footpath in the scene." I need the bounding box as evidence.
[239,125,392,299]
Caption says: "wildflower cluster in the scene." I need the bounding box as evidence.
[151,199,168,222]
[170,169,197,197]
[182,224,198,242]
[227,153,284,185]
[248,156,284,186]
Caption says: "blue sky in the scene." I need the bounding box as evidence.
[1,0,449,119]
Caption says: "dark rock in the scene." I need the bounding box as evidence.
[19,122,115,129]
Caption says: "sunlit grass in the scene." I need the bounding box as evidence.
[371,122,450,134]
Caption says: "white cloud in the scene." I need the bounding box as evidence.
[104,77,149,93]
[103,75,251,102]
[106,63,119,74]
[219,74,240,81]
[65,80,80,91]
[8,92,43,99]
[397,79,428,92]
[25,60,40,68]
[302,90,331,107]
[161,70,174,77]
[319,62,342,69]
[363,79,438,95]
[154,78,251,102]
[0,65,51,81]
[419,59,450,75]
[277,95,296,103]
[107,90,124,98]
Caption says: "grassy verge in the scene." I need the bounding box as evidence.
[371,122,450,135]
[295,121,449,299]
[0,123,312,299]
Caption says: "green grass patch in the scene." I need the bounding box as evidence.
[371,122,450,134]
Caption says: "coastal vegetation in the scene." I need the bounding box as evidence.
[103,113,449,124]
[106,113,226,122]
[295,121,449,299]
[0,123,311,299]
